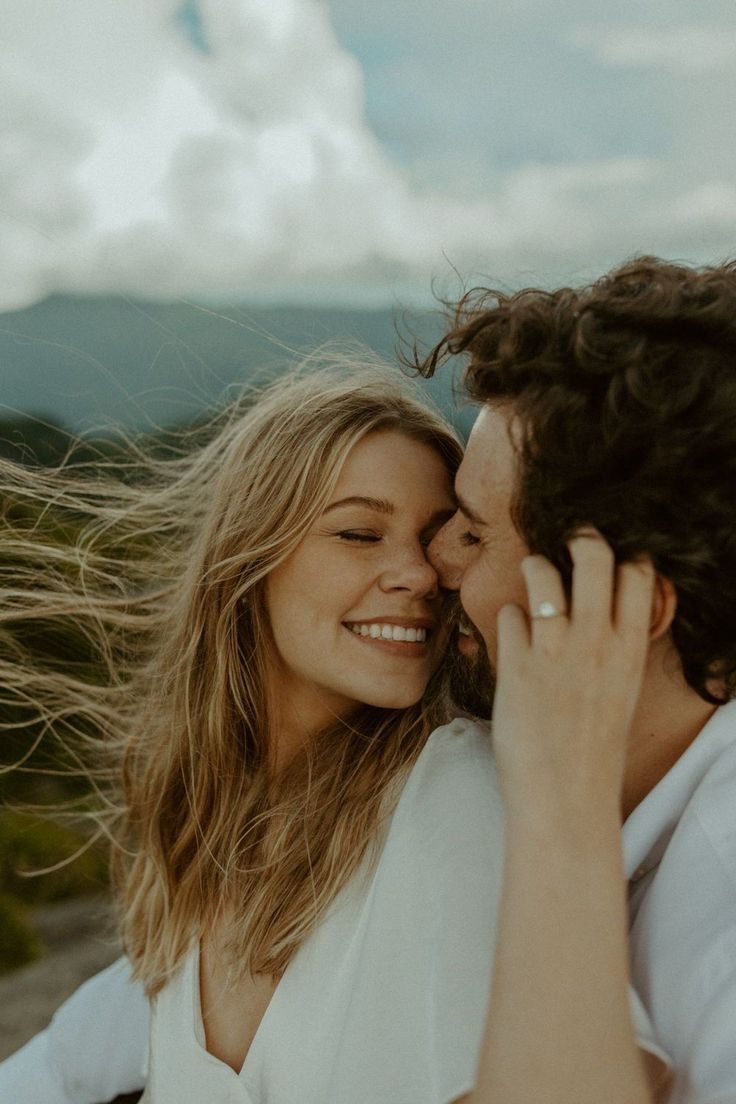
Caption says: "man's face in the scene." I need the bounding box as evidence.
[428,406,529,716]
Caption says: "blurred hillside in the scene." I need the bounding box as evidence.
[0,295,472,436]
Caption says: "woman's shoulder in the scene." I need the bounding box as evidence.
[423,714,495,765]
[386,716,503,868]
[372,716,504,975]
[403,715,499,810]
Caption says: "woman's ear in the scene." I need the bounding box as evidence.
[650,574,677,640]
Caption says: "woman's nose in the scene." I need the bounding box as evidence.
[379,546,439,599]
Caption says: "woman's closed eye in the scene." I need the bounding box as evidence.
[335,529,437,550]
[460,530,481,546]
[336,530,381,543]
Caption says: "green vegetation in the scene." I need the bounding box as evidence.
[0,810,108,907]
[0,811,109,973]
[0,894,44,972]
[0,418,124,971]
[0,809,109,973]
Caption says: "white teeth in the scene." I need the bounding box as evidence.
[348,622,428,643]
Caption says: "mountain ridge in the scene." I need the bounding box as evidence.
[0,296,470,435]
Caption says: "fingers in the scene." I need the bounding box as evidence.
[569,531,655,662]
[521,554,568,647]
[568,529,615,628]
[515,529,655,658]
[496,602,530,669]
[615,556,655,647]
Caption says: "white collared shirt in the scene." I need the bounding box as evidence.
[623,700,736,1104]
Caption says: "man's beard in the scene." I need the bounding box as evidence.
[443,597,495,720]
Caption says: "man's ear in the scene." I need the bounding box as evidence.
[650,574,677,640]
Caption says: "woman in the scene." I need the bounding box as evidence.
[0,358,664,1103]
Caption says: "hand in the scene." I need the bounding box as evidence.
[490,529,655,821]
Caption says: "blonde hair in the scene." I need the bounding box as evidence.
[0,354,462,993]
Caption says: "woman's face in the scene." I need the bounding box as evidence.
[265,428,456,742]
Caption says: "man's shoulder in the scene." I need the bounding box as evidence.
[629,711,736,1094]
[630,701,736,891]
[636,707,736,969]
[685,706,736,882]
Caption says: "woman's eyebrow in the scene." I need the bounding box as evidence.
[323,496,395,515]
[322,499,455,528]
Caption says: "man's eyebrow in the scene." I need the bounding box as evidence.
[455,491,487,528]
[323,496,395,515]
[428,506,457,527]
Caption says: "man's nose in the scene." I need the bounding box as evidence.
[427,516,464,591]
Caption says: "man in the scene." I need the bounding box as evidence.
[425,256,736,1104]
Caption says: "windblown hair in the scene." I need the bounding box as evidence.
[0,356,462,994]
[417,256,736,704]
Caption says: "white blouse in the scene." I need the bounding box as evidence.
[1,716,667,1104]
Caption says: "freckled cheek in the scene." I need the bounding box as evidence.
[291,558,358,628]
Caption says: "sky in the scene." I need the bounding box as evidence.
[2,0,736,311]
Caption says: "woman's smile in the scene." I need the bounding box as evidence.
[342,617,434,656]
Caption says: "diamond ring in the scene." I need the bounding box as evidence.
[530,601,567,620]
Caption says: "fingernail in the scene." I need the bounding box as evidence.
[569,526,600,541]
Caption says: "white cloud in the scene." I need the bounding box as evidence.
[1,0,430,308]
[1,0,736,312]
[668,183,736,229]
[574,24,736,73]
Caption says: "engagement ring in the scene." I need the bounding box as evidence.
[531,601,566,620]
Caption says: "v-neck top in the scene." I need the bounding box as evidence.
[141,717,506,1104]
[139,716,665,1104]
[2,716,667,1104]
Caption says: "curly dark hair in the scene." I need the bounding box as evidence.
[418,256,736,705]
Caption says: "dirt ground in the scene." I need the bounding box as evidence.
[0,895,122,1061]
